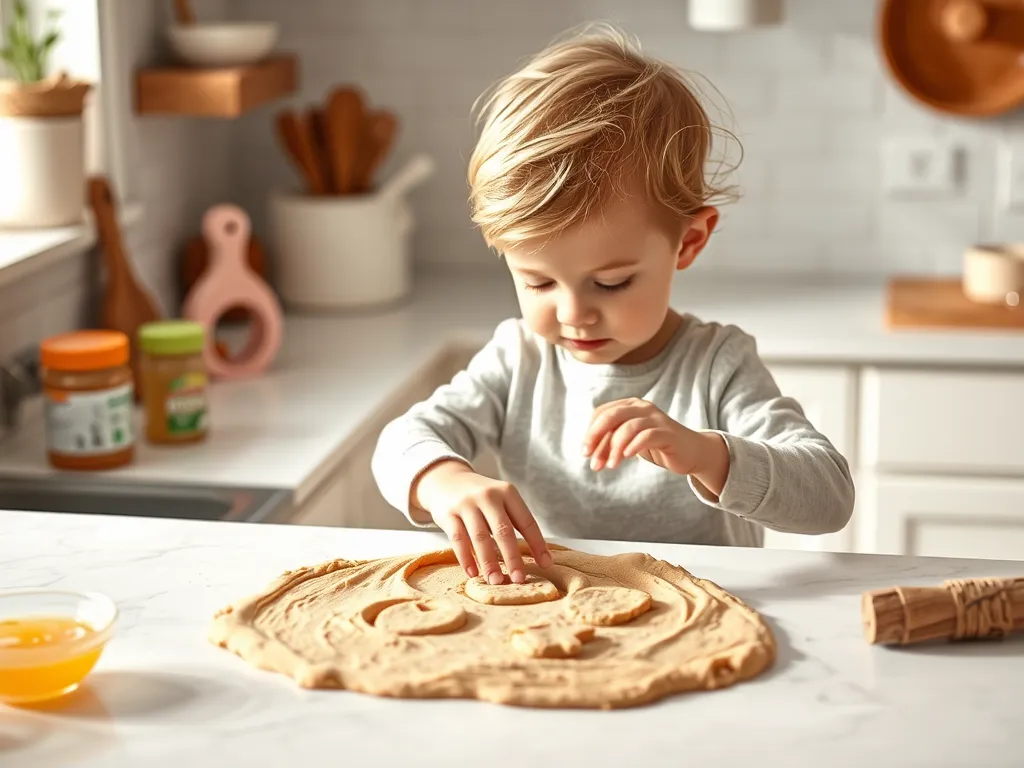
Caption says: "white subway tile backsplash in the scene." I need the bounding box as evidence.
[777,73,881,114]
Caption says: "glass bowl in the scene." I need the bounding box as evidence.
[0,589,117,705]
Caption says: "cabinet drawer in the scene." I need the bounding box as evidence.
[860,368,1024,474]
[864,474,1024,560]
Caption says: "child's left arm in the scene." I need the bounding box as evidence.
[584,330,855,535]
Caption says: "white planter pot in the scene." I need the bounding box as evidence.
[268,189,415,311]
[688,0,783,30]
[0,115,85,228]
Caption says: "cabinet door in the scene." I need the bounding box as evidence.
[760,364,857,553]
[867,474,1024,560]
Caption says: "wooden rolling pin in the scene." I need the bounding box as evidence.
[862,577,1024,646]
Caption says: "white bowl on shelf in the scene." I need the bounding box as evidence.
[167,22,278,67]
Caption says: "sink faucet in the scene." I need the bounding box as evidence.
[0,345,42,434]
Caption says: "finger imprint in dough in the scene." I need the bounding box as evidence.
[509,622,596,658]
[564,586,652,626]
[372,599,467,635]
[464,573,560,605]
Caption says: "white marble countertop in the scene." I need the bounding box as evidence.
[2,511,1023,768]
[2,266,1024,505]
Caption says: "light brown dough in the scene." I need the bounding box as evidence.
[564,586,652,626]
[464,573,560,605]
[209,544,776,709]
[509,621,596,658]
[372,598,467,636]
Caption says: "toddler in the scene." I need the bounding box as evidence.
[371,26,855,586]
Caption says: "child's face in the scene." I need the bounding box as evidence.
[503,191,716,365]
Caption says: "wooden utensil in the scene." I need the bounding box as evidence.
[173,0,195,24]
[324,86,365,194]
[354,108,399,192]
[885,277,1024,330]
[275,109,327,195]
[87,176,162,399]
[306,106,335,194]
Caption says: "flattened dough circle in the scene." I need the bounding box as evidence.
[464,573,560,605]
[373,599,467,635]
[564,586,652,626]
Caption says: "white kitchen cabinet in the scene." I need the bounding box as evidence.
[860,367,1024,475]
[760,363,858,553]
[862,474,1024,561]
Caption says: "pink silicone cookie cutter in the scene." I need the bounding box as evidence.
[182,204,283,380]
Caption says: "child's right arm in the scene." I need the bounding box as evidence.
[371,319,552,582]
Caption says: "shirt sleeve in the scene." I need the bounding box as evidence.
[688,328,856,535]
[370,318,520,526]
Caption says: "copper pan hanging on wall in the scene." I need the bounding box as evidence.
[879,0,1024,116]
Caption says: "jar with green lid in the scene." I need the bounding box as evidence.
[138,320,208,444]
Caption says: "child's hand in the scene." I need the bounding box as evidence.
[412,460,553,584]
[582,398,729,493]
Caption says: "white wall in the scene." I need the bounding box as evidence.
[230,0,1023,276]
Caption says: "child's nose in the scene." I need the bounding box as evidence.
[556,293,596,327]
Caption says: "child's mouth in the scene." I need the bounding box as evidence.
[566,338,609,351]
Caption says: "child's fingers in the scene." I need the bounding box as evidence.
[460,508,505,585]
[483,506,527,584]
[583,402,647,455]
[589,431,613,471]
[606,418,651,469]
[441,514,478,578]
[622,428,660,459]
[505,487,553,569]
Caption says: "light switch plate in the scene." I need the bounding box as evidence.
[997,140,1024,211]
[882,136,959,197]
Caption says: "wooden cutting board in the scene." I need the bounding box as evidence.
[886,277,1024,329]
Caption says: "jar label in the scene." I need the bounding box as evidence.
[44,384,134,456]
[165,373,207,435]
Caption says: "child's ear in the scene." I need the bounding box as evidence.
[676,206,719,270]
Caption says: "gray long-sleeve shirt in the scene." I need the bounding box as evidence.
[371,315,854,547]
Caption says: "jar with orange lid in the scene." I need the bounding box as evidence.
[137,320,208,445]
[40,330,135,470]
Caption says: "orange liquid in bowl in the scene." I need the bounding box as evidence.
[0,617,106,704]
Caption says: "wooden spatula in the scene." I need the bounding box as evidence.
[87,176,162,399]
[324,86,365,194]
[173,0,195,24]
[306,106,335,194]
[355,108,399,192]
[275,109,327,195]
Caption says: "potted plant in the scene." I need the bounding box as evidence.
[0,0,91,228]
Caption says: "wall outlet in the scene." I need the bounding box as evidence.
[997,141,1024,211]
[882,136,959,197]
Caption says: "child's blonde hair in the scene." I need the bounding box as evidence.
[467,24,737,252]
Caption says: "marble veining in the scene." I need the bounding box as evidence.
[1,510,1022,767]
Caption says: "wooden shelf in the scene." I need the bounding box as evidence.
[135,55,298,118]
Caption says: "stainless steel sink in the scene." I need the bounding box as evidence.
[0,477,293,523]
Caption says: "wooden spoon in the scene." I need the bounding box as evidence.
[356,109,399,192]
[87,176,162,399]
[324,86,365,194]
[306,106,335,194]
[275,109,327,195]
[173,0,195,24]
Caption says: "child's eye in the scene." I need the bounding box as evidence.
[524,281,553,292]
[595,276,633,292]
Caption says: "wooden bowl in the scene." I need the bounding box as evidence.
[879,0,1024,116]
